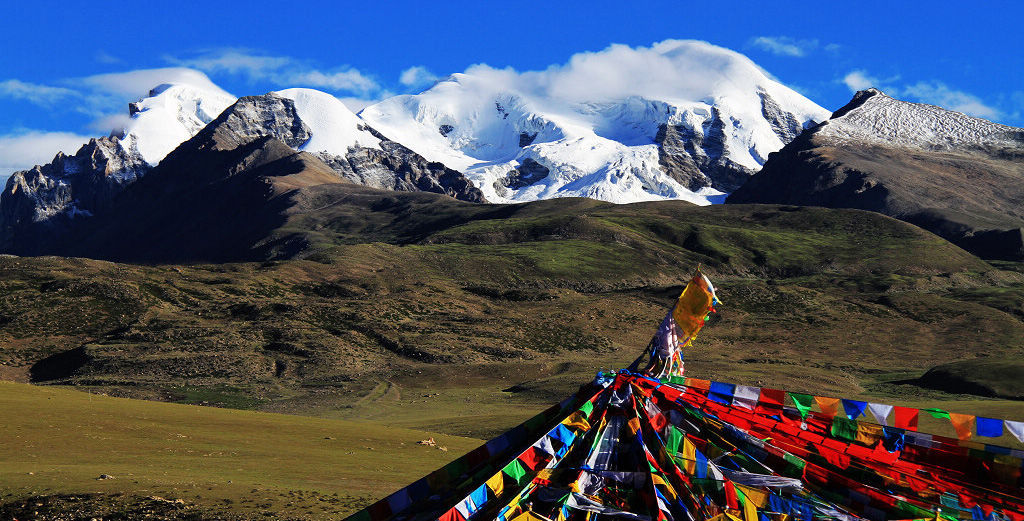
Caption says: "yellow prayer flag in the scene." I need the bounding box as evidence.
[681,438,697,475]
[855,422,884,445]
[561,411,591,432]
[672,272,715,339]
[627,417,642,434]
[486,472,504,497]
[736,485,769,508]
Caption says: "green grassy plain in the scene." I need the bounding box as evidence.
[0,381,481,519]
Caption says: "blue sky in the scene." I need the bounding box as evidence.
[1,0,1021,176]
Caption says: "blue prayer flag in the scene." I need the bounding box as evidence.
[708,381,735,404]
[841,399,867,419]
[976,417,1004,438]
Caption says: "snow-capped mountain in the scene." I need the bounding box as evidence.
[0,80,235,238]
[727,88,1024,260]
[360,40,829,204]
[119,82,237,167]
[816,88,1022,150]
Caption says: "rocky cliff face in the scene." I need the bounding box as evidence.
[727,89,1024,260]
[0,137,149,252]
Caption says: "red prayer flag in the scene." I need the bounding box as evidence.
[518,446,544,471]
[894,406,919,431]
[723,480,739,509]
[757,388,785,413]
[439,507,466,521]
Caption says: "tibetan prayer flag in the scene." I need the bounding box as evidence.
[561,411,590,432]
[503,459,527,484]
[855,422,884,445]
[757,388,785,413]
[921,408,950,420]
[439,508,466,521]
[665,425,684,455]
[976,417,1004,438]
[815,396,841,418]
[486,473,505,497]
[673,272,716,339]
[685,378,711,390]
[948,413,974,441]
[789,393,813,419]
[681,438,697,474]
[830,417,858,442]
[709,381,736,404]
[1005,420,1024,443]
[867,403,893,426]
[579,401,594,416]
[733,385,760,410]
[470,485,488,510]
[841,399,867,420]
[894,406,919,431]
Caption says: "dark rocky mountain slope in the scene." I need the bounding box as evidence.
[727,89,1024,260]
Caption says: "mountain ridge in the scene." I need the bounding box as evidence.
[727,88,1024,260]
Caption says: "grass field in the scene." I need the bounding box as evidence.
[0,381,481,519]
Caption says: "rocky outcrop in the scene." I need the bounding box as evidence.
[0,137,149,253]
[727,89,1024,260]
[655,107,757,193]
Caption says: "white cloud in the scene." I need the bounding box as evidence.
[0,130,93,180]
[842,70,880,91]
[288,69,378,94]
[167,49,288,77]
[750,36,818,57]
[399,66,440,89]
[0,79,78,106]
[901,81,1000,119]
[94,50,121,64]
[455,39,800,107]
[76,67,232,99]
[168,49,381,97]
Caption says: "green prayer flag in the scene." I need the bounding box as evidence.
[921,408,951,420]
[579,401,594,417]
[789,392,813,419]
[502,459,527,484]
[669,375,687,385]
[665,425,684,455]
[830,417,858,442]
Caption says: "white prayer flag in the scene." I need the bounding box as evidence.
[867,403,893,426]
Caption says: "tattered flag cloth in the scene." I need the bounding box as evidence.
[345,271,1024,521]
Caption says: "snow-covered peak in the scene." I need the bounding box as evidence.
[120,82,236,165]
[273,88,380,155]
[361,39,829,204]
[820,89,1022,150]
